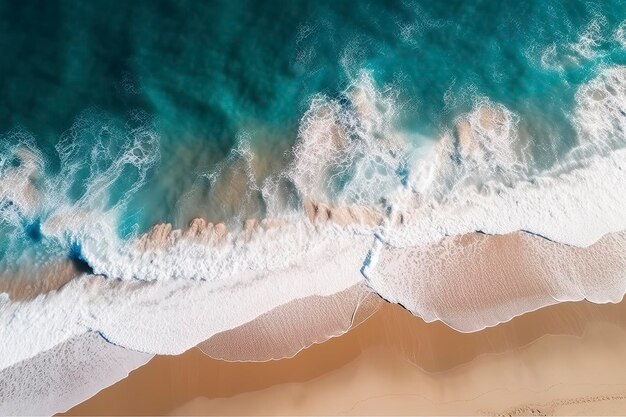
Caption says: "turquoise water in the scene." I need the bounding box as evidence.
[0,0,625,268]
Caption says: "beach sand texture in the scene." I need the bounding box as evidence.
[62,296,626,416]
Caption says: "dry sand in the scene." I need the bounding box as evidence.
[61,297,626,416]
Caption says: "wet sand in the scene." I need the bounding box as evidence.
[0,261,81,302]
[62,297,626,416]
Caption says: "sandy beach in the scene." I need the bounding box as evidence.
[61,295,626,416]
[4,229,624,416]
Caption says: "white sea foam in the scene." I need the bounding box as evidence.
[0,332,151,416]
[288,73,406,206]
[536,16,624,72]
[0,109,159,260]
[2,66,626,415]
[571,66,626,158]
[0,222,371,370]
[365,231,626,332]
[616,21,626,48]
[54,110,159,207]
[376,67,626,247]
[0,136,44,225]
[361,66,626,329]
[570,15,609,60]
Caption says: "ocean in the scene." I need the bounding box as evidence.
[1,0,626,414]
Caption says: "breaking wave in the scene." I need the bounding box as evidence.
[1,62,626,415]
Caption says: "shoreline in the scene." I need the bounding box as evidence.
[4,225,626,415]
[62,297,626,416]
